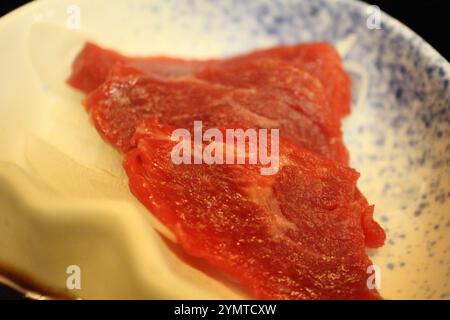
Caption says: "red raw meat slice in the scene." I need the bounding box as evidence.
[67,42,210,93]
[196,60,385,247]
[68,42,351,118]
[355,190,386,248]
[84,64,348,163]
[85,64,384,248]
[219,43,351,117]
[123,120,381,299]
[196,58,342,140]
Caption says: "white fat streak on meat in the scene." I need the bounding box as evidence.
[238,153,297,238]
[200,138,300,242]
[134,123,171,141]
[222,95,280,129]
[244,180,297,237]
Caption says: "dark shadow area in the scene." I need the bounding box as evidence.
[368,0,449,60]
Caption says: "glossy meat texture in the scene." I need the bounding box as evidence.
[68,42,351,118]
[123,120,381,300]
[84,64,348,163]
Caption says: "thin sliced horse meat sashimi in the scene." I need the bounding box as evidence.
[217,42,351,117]
[123,120,381,299]
[69,41,386,298]
[68,42,350,118]
[196,59,385,246]
[85,65,384,248]
[84,64,349,163]
[196,58,342,140]
[67,42,210,93]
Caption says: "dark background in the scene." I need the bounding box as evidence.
[0,0,448,300]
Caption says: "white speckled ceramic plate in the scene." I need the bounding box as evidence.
[0,0,449,299]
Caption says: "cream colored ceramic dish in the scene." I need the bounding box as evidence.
[0,0,449,299]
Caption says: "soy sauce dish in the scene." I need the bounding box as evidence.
[0,0,449,300]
